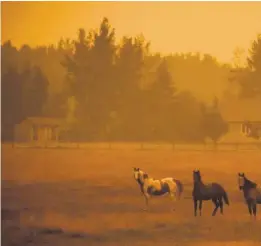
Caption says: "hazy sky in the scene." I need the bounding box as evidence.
[2,1,261,63]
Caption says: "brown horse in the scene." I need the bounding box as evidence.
[238,173,261,217]
[192,170,229,216]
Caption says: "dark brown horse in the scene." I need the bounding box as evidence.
[192,170,229,216]
[238,173,261,217]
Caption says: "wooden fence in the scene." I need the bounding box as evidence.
[11,141,261,151]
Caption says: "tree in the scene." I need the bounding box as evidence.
[1,41,19,74]
[115,35,149,140]
[62,18,118,140]
[2,16,240,144]
[1,66,23,141]
[231,34,261,98]
[201,98,228,146]
[59,96,80,141]
[173,91,204,142]
[232,47,246,69]
[147,58,176,141]
[88,17,117,138]
[62,28,92,103]
[21,66,49,117]
[166,52,231,102]
[248,34,261,72]
[246,34,261,97]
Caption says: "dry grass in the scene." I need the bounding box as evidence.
[2,143,261,246]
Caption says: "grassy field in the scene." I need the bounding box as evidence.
[2,143,261,246]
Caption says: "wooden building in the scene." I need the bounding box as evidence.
[15,117,64,145]
[219,98,261,143]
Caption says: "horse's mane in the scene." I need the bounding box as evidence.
[143,173,149,179]
[245,177,257,188]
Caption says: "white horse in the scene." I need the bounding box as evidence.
[133,167,183,211]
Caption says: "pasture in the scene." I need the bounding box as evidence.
[2,143,261,246]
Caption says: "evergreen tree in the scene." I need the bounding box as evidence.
[147,58,176,141]
[1,66,23,141]
[115,35,149,140]
[21,66,49,117]
[201,97,228,145]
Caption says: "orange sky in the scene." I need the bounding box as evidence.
[2,1,261,63]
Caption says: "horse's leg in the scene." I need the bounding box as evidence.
[199,200,203,216]
[212,198,219,216]
[169,192,177,211]
[194,198,198,217]
[252,202,257,218]
[143,194,150,211]
[219,197,224,214]
[247,200,252,216]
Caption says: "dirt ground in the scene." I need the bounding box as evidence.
[2,143,261,246]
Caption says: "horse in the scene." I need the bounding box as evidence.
[133,167,183,211]
[192,170,229,216]
[238,173,261,217]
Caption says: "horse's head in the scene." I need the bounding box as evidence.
[238,173,257,190]
[133,167,148,185]
[238,172,245,190]
[193,170,201,183]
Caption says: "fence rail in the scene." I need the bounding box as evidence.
[10,141,261,151]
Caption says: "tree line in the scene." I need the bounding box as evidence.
[2,18,260,143]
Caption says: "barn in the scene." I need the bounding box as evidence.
[14,117,64,146]
[219,98,261,143]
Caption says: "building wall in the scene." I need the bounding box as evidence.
[15,121,60,143]
[36,126,57,142]
[220,122,260,143]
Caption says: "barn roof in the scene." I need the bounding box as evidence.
[219,98,261,122]
[21,117,64,126]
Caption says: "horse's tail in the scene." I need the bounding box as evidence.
[222,191,229,205]
[173,179,183,199]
